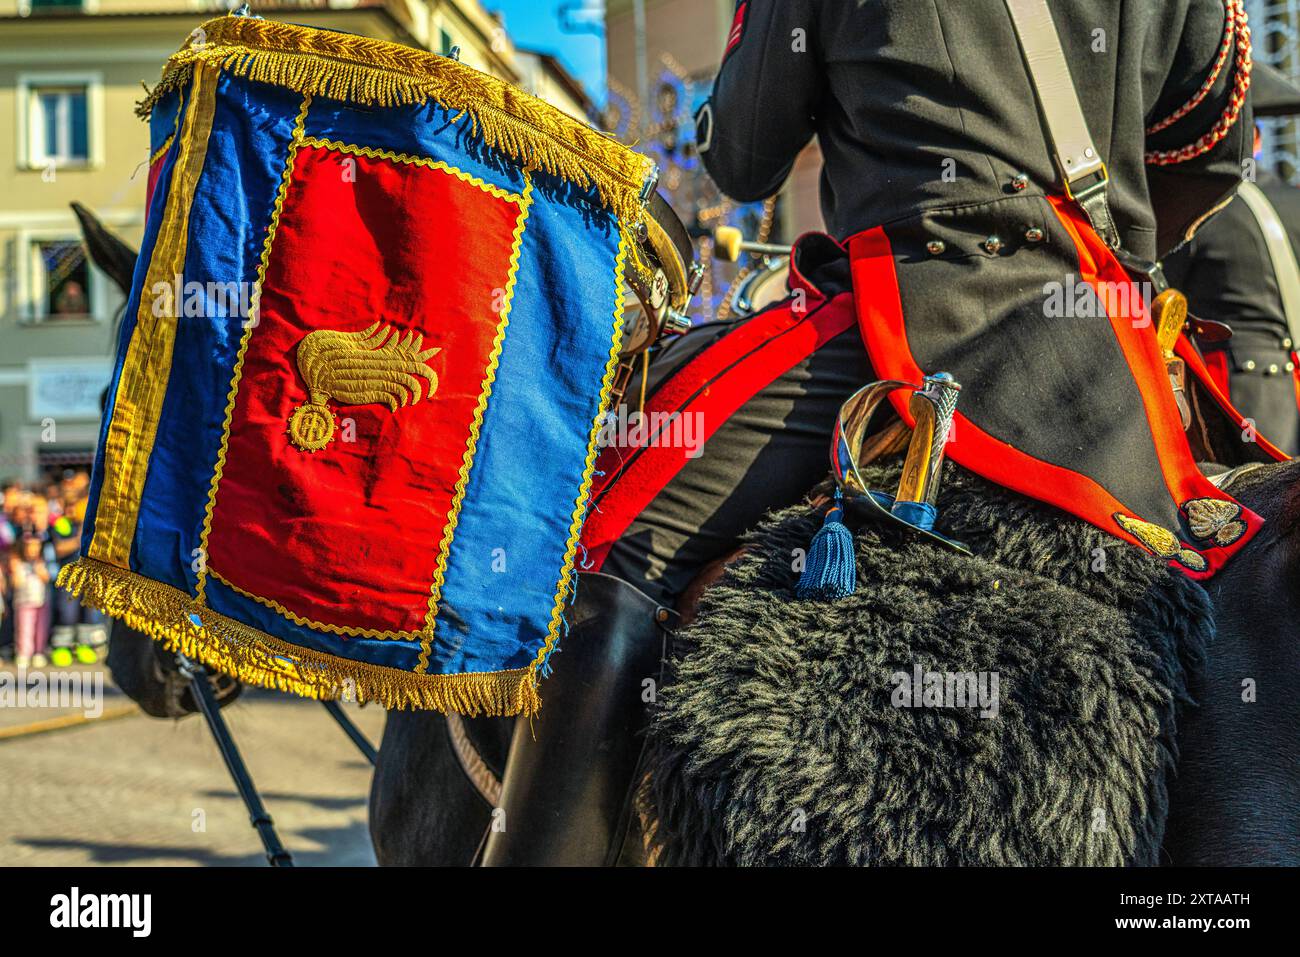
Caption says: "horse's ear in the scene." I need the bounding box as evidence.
[71,201,138,297]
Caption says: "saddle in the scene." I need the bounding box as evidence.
[641,457,1213,866]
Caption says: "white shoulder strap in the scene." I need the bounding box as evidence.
[1235,181,1300,346]
[1003,0,1120,248]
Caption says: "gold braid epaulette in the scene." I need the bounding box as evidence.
[137,16,652,223]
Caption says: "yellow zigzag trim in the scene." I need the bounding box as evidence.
[195,92,312,606]
[136,15,651,223]
[528,232,631,687]
[146,90,183,166]
[417,174,534,673]
[58,558,540,716]
[148,135,175,166]
[207,567,421,641]
[299,136,525,205]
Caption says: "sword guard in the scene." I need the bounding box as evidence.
[893,373,961,509]
[830,375,969,554]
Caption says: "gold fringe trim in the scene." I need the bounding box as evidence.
[136,16,652,224]
[57,557,541,716]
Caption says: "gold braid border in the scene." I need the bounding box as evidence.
[137,15,652,224]
[58,557,540,716]
[527,231,631,685]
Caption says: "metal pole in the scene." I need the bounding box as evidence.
[321,700,377,766]
[179,656,294,867]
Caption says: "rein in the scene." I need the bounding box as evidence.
[176,655,377,866]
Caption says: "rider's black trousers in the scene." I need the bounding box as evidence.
[581,279,871,608]
[480,283,871,865]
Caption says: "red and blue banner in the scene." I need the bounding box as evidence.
[62,16,655,715]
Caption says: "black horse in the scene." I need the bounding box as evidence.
[81,207,1300,866]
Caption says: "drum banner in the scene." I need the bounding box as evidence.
[59,15,654,715]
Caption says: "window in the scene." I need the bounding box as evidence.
[32,86,89,166]
[440,29,455,57]
[23,238,94,322]
[27,0,88,13]
[18,72,102,170]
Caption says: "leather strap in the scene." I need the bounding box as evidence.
[1236,181,1300,347]
[1003,0,1122,249]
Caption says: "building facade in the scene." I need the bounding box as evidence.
[1249,0,1300,178]
[604,0,825,242]
[0,0,588,482]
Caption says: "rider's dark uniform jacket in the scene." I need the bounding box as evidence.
[697,0,1249,258]
[683,0,1279,577]
[1164,174,1300,455]
[562,0,1266,869]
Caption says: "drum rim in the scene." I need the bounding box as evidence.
[137,15,654,222]
[141,15,696,320]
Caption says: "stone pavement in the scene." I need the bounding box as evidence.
[0,661,386,866]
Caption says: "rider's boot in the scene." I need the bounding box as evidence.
[480,572,675,866]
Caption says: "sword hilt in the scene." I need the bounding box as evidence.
[1152,288,1189,359]
[893,372,961,510]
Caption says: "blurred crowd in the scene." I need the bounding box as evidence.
[0,470,107,670]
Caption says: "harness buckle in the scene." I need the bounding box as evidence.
[1063,163,1108,204]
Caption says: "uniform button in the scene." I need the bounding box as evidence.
[1285,338,1294,349]
[926,240,946,255]
[983,236,1003,254]
[1024,227,1044,243]
[1011,173,1030,191]
[1243,360,1257,372]
[1287,362,1296,373]
[1268,363,1281,375]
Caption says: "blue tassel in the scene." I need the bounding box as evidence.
[795,492,856,600]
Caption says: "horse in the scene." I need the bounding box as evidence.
[77,206,1300,866]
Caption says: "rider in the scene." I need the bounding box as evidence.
[1164,61,1300,456]
[481,0,1259,866]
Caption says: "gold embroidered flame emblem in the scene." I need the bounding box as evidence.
[1113,513,1208,573]
[1183,498,1246,547]
[288,321,441,452]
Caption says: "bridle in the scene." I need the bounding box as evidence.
[174,654,377,867]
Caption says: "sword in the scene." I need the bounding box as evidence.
[893,373,961,516]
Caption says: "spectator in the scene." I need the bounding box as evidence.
[0,545,7,654]
[49,492,104,665]
[9,535,51,669]
[0,470,96,666]
[0,480,19,551]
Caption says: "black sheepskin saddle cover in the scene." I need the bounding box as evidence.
[643,461,1214,866]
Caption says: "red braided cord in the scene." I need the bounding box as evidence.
[1146,0,1239,134]
[1145,0,1252,166]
